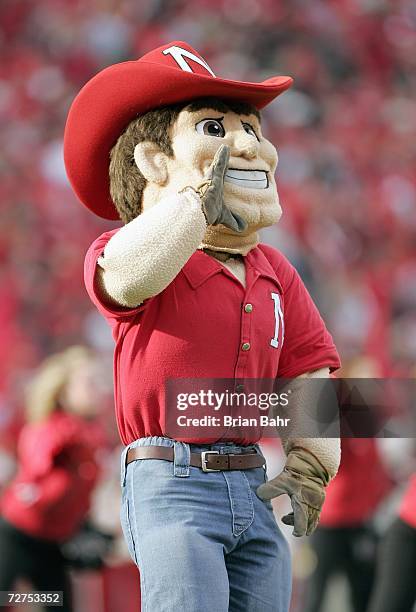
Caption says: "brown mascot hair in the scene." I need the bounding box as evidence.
[109,98,260,224]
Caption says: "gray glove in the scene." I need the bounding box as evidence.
[191,145,247,233]
[256,447,330,537]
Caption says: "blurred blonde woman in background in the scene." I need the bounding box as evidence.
[0,346,102,612]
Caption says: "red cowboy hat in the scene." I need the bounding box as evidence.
[64,41,293,220]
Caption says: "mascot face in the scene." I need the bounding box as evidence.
[136,104,282,232]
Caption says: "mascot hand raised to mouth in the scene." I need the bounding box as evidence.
[64,41,341,612]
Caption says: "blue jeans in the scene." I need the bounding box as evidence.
[120,436,291,612]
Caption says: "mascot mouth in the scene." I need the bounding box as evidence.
[224,169,269,190]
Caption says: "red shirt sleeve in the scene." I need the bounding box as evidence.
[84,230,151,321]
[260,245,341,377]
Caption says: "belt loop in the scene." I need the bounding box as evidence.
[120,444,130,487]
[173,441,190,478]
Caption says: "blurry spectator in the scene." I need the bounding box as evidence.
[367,472,416,612]
[300,357,394,612]
[301,438,393,612]
[0,346,103,612]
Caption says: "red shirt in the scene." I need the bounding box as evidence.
[1,412,100,542]
[85,233,340,445]
[399,474,416,529]
[319,439,393,527]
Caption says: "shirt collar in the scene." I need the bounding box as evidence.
[182,246,283,292]
[245,246,283,292]
[182,250,223,289]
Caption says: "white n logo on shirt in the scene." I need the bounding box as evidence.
[271,292,284,349]
[162,45,216,77]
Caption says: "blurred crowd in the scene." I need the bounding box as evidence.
[1,0,416,610]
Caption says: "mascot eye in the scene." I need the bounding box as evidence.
[242,122,259,140]
[195,118,225,138]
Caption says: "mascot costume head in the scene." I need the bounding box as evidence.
[64,41,293,254]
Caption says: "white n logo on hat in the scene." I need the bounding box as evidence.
[162,45,216,77]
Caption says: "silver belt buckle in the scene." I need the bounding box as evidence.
[201,450,220,472]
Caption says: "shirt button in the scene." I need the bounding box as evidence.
[244,303,253,313]
[241,342,251,351]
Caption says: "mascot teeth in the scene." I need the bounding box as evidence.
[224,169,268,189]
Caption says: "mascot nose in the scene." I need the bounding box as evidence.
[232,133,258,159]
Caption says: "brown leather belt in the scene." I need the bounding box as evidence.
[126,446,265,472]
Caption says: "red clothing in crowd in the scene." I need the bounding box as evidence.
[319,439,392,527]
[399,474,416,529]
[1,411,100,542]
[85,233,340,445]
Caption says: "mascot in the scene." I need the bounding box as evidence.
[64,41,341,611]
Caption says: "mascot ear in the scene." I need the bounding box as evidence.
[134,142,168,185]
